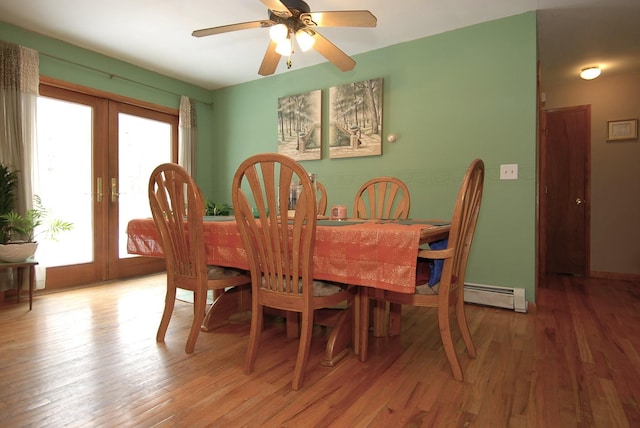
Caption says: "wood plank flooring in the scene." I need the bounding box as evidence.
[0,274,638,427]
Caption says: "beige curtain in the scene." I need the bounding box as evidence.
[0,41,40,290]
[178,95,197,177]
[0,41,39,213]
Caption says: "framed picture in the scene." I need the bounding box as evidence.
[277,90,322,161]
[607,119,637,141]
[329,78,383,159]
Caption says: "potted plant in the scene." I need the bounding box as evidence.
[205,200,233,216]
[0,193,73,263]
[0,163,19,245]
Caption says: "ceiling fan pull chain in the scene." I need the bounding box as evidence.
[286,57,292,69]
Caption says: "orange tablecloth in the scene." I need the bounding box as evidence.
[127,218,448,294]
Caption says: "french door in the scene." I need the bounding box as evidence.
[36,83,176,289]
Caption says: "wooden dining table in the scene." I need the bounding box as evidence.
[127,216,450,365]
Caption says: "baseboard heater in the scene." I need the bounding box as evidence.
[464,283,528,313]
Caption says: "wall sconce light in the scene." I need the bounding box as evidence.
[579,66,601,80]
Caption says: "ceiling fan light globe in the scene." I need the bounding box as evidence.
[296,29,315,52]
[269,24,288,42]
[275,38,293,56]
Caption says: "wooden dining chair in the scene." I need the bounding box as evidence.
[232,153,352,390]
[316,181,328,216]
[354,176,411,336]
[359,159,484,381]
[353,176,411,220]
[148,163,250,354]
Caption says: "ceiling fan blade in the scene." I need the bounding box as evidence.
[260,0,292,19]
[258,41,281,76]
[312,32,356,72]
[192,20,272,37]
[302,11,377,28]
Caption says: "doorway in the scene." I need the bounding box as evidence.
[539,105,591,276]
[35,83,176,289]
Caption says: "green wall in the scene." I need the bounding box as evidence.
[211,13,538,301]
[1,12,538,302]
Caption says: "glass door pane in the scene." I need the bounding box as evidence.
[36,96,94,267]
[107,101,177,279]
[117,113,172,259]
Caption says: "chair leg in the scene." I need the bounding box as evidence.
[286,311,300,338]
[292,310,313,391]
[438,305,463,381]
[456,300,477,358]
[244,304,264,375]
[156,285,177,343]
[185,289,207,354]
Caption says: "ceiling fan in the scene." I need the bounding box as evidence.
[192,0,377,76]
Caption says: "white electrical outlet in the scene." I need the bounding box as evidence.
[500,164,518,180]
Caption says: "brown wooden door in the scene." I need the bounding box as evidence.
[106,101,178,279]
[36,84,173,289]
[540,105,590,275]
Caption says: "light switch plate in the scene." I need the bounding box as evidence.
[500,164,518,180]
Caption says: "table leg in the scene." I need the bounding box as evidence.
[201,285,251,331]
[388,303,402,336]
[29,265,35,310]
[369,295,403,338]
[320,305,353,367]
[372,300,388,337]
[16,267,24,304]
[353,290,361,357]
[358,286,370,362]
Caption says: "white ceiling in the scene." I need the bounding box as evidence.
[1,0,639,90]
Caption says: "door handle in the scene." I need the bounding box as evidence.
[575,198,585,205]
[111,178,120,202]
[96,177,103,202]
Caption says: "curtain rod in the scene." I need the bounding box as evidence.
[40,52,213,107]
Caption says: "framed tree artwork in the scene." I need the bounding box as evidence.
[329,78,383,159]
[277,90,322,161]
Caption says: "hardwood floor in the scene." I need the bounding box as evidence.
[0,274,638,427]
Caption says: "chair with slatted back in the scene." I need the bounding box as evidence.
[354,176,411,336]
[316,181,328,216]
[359,159,484,381]
[353,176,411,220]
[148,163,250,354]
[232,153,352,390]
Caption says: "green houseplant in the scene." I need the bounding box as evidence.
[205,200,233,216]
[0,162,73,262]
[0,195,73,262]
[0,163,19,245]
[0,195,73,244]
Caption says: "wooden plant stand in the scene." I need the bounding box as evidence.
[0,260,38,310]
